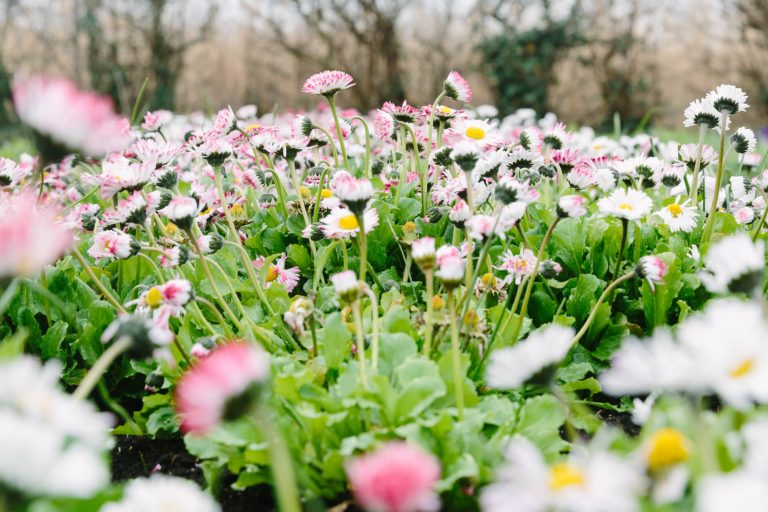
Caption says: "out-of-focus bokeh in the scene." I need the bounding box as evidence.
[0,0,765,132]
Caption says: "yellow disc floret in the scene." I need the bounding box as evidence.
[647,428,690,471]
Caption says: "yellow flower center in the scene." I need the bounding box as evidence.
[464,310,479,327]
[431,295,445,310]
[647,428,689,471]
[549,463,585,490]
[265,265,279,282]
[321,188,333,199]
[298,186,310,198]
[146,287,164,308]
[465,126,486,140]
[438,105,454,114]
[481,272,495,286]
[403,221,417,233]
[230,204,244,216]
[245,123,261,131]
[339,214,359,230]
[667,203,683,217]
[730,358,755,379]
[618,202,634,211]
[164,222,178,235]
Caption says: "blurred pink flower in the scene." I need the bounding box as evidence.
[13,75,131,157]
[346,442,441,512]
[0,191,72,278]
[175,342,270,434]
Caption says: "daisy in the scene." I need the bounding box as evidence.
[452,141,480,172]
[346,442,441,512]
[175,342,269,434]
[412,237,436,271]
[486,324,574,389]
[158,196,199,231]
[466,214,502,241]
[635,256,668,291]
[373,110,396,140]
[100,475,220,512]
[301,70,355,97]
[731,127,757,154]
[597,188,653,221]
[706,84,749,114]
[567,165,596,189]
[683,99,721,128]
[699,233,764,295]
[12,75,130,157]
[450,118,501,149]
[0,158,29,188]
[252,254,300,293]
[679,143,718,169]
[443,70,472,103]
[557,195,588,218]
[85,156,155,200]
[448,200,471,225]
[284,296,314,337]
[320,207,379,239]
[0,192,73,278]
[481,438,645,512]
[101,313,174,358]
[381,100,423,124]
[330,173,374,213]
[505,149,544,172]
[654,201,698,232]
[331,270,360,303]
[498,248,537,285]
[158,246,187,269]
[436,254,465,289]
[697,471,768,512]
[734,206,755,225]
[88,230,138,260]
[541,122,569,150]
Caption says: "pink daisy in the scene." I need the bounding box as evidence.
[443,70,472,103]
[252,254,301,293]
[301,70,355,96]
[175,342,270,434]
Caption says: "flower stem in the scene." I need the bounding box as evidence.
[327,95,349,169]
[614,218,629,279]
[352,116,372,178]
[256,409,302,512]
[571,271,635,346]
[753,188,768,241]
[351,299,368,387]
[73,335,133,400]
[423,269,435,356]
[71,250,126,314]
[510,217,560,342]
[402,123,426,217]
[425,91,446,167]
[688,124,707,203]
[312,124,340,167]
[356,213,368,284]
[701,110,729,245]
[287,159,317,258]
[447,289,465,420]
[362,286,379,373]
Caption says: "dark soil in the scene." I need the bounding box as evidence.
[111,435,277,511]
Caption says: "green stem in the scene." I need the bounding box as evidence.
[196,297,234,338]
[352,116,372,178]
[256,409,302,512]
[312,166,333,223]
[423,269,435,356]
[73,336,133,400]
[510,217,560,342]
[312,124,340,167]
[288,159,317,258]
[688,124,707,203]
[0,278,20,318]
[327,95,349,169]
[614,218,629,279]
[71,250,126,313]
[356,212,368,284]
[753,188,768,242]
[352,299,368,387]
[701,110,729,245]
[447,289,465,420]
[571,271,635,346]
[363,286,379,373]
[425,91,446,168]
[402,123,426,217]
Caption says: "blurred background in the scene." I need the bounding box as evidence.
[0,0,766,135]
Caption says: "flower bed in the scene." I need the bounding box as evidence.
[1,72,767,511]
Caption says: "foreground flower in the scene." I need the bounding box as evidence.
[301,70,355,97]
[699,233,764,296]
[598,188,653,221]
[443,70,472,103]
[0,357,112,498]
[176,342,270,435]
[346,442,441,512]
[0,191,72,278]
[601,299,768,409]
[320,207,379,239]
[557,195,588,218]
[635,256,668,291]
[101,474,220,512]
[705,84,749,114]
[12,75,130,157]
[481,438,644,512]
[486,324,574,389]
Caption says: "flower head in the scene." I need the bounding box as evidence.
[158,196,198,231]
[731,127,757,154]
[705,84,749,114]
[436,254,465,290]
[443,71,472,103]
[655,201,698,233]
[412,237,437,272]
[0,192,72,278]
[683,99,721,129]
[100,475,221,512]
[320,207,379,239]
[252,254,301,293]
[302,70,355,97]
[700,233,764,296]
[635,256,668,291]
[346,442,441,512]
[597,188,653,221]
[175,342,270,435]
[557,195,588,218]
[331,270,361,303]
[88,230,139,260]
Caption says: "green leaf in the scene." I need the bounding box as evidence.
[565,274,604,325]
[40,321,68,359]
[515,394,567,461]
[396,198,422,223]
[320,313,351,369]
[287,244,311,272]
[552,218,585,274]
[394,358,446,421]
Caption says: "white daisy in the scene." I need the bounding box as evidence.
[731,127,757,154]
[654,201,698,232]
[319,207,379,239]
[699,233,764,295]
[100,475,220,512]
[597,188,653,221]
[705,84,749,114]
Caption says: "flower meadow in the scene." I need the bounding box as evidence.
[3,71,768,512]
